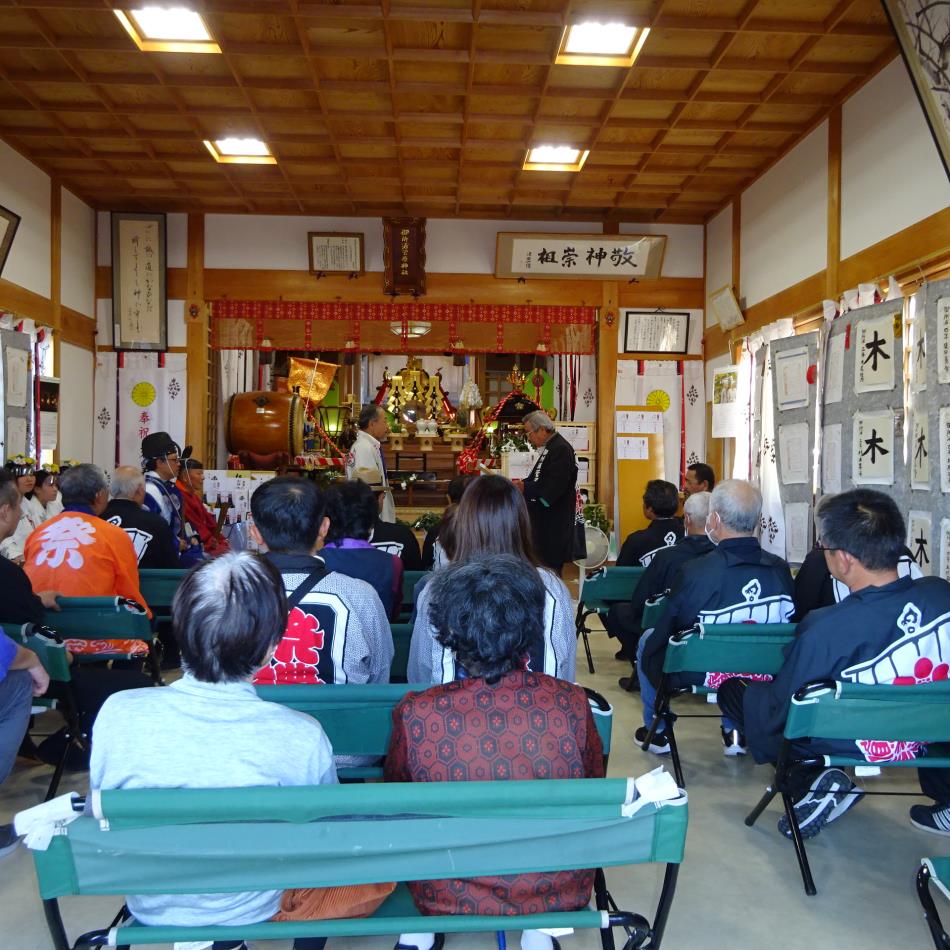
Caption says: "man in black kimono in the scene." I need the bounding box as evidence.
[607,491,714,689]
[103,466,181,569]
[718,489,950,840]
[638,479,794,756]
[514,411,577,576]
[616,479,683,567]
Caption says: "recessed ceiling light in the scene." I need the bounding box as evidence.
[556,22,650,67]
[204,138,276,165]
[523,145,590,172]
[115,7,221,53]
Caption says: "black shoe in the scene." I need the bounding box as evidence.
[909,803,950,837]
[614,648,629,661]
[635,725,671,755]
[618,675,640,692]
[720,727,748,757]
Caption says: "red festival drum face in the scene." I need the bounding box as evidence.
[226,391,304,457]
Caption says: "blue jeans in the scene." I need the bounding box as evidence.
[0,670,33,784]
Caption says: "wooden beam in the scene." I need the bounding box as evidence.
[826,104,841,299]
[185,214,209,461]
[0,278,53,324]
[731,195,741,295]
[597,283,619,524]
[60,306,96,350]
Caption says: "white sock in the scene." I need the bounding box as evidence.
[521,930,555,950]
[398,932,436,950]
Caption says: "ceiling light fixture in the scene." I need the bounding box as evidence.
[203,138,277,165]
[556,21,650,67]
[115,7,221,54]
[390,321,431,338]
[523,145,590,172]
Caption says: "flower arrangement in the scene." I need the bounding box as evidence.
[412,511,441,532]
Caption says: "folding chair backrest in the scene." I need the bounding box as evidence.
[390,622,412,682]
[581,567,644,612]
[138,569,188,611]
[641,595,668,630]
[5,625,72,683]
[42,597,152,641]
[785,680,950,743]
[584,687,613,756]
[400,570,429,616]
[663,623,796,675]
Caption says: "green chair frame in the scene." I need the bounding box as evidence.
[745,679,950,896]
[640,593,668,633]
[389,622,412,682]
[137,569,187,614]
[398,569,429,622]
[575,566,645,674]
[641,622,796,787]
[918,857,950,950]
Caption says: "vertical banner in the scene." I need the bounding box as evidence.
[116,353,187,466]
[759,349,785,558]
[92,351,118,474]
[682,359,706,478]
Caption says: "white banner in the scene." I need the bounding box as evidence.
[92,351,118,474]
[117,353,187,467]
[758,350,786,558]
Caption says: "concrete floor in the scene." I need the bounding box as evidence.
[1,621,944,950]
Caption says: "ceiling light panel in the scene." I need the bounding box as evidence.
[116,7,221,53]
[523,145,590,172]
[556,22,650,67]
[204,138,276,165]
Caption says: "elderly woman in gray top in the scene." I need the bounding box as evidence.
[407,474,577,685]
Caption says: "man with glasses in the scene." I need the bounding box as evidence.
[141,432,203,566]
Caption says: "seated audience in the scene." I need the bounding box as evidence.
[24,464,149,614]
[104,466,181,569]
[639,479,794,756]
[386,555,603,950]
[616,479,683,567]
[370,486,422,570]
[421,474,474,569]
[718,489,950,840]
[177,458,230,556]
[683,462,715,497]
[91,551,335,946]
[0,455,37,562]
[248,476,392,685]
[607,491,714,689]
[408,474,575,684]
[7,465,61,562]
[321,479,403,618]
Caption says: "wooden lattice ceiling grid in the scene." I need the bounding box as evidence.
[0,0,897,223]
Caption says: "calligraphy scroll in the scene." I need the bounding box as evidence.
[383,217,426,297]
[496,232,666,279]
[111,212,167,351]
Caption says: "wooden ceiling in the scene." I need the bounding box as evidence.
[0,0,897,223]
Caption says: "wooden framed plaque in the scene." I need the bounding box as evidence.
[0,203,21,277]
[623,310,690,354]
[111,212,167,351]
[495,232,666,280]
[308,232,365,276]
[383,217,427,296]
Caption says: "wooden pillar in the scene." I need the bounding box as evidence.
[185,213,209,460]
[731,194,741,294]
[596,281,619,524]
[826,105,842,299]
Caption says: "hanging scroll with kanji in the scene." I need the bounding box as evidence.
[111,212,167,351]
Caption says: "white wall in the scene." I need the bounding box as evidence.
[619,222,703,278]
[61,189,95,318]
[704,204,733,327]
[0,140,51,298]
[841,59,950,260]
[59,341,94,460]
[740,122,828,308]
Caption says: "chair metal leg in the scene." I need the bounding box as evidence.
[744,784,778,827]
[42,899,70,950]
[641,863,679,950]
[146,641,165,686]
[665,725,684,790]
[594,868,617,950]
[918,864,950,950]
[780,791,817,896]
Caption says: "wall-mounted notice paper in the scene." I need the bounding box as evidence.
[907,510,933,576]
[616,410,662,434]
[5,416,27,455]
[40,411,57,451]
[824,333,845,405]
[774,346,809,411]
[821,423,842,494]
[938,298,950,385]
[784,502,811,564]
[557,425,589,451]
[5,347,28,409]
[853,411,895,485]
[941,408,950,493]
[778,422,810,484]
[912,414,930,490]
[711,365,741,438]
[617,436,649,460]
[940,518,950,582]
[854,313,897,393]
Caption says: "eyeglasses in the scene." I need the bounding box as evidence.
[816,538,838,552]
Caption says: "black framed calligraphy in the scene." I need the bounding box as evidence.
[111,212,168,351]
[0,203,21,278]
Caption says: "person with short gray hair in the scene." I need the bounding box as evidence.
[342,403,395,523]
[637,478,794,757]
[513,410,577,574]
[103,466,181,569]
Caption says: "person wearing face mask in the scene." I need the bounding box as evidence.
[636,479,794,757]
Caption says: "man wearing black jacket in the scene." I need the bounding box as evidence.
[103,467,180,569]
[719,489,950,840]
[616,479,684,567]
[370,487,423,571]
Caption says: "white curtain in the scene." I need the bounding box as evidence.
[117,353,187,466]
[92,351,118,473]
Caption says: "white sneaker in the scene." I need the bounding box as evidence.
[721,727,747,756]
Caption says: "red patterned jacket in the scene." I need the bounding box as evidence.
[384,670,604,916]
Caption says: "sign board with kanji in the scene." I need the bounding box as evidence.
[494,232,666,280]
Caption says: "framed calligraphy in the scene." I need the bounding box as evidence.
[111,212,167,351]
[0,203,20,277]
[308,232,364,276]
[495,232,666,280]
[383,217,426,297]
[622,310,690,354]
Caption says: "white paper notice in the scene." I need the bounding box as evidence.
[824,332,845,405]
[941,408,950,493]
[784,502,811,564]
[912,414,930,490]
[907,510,933,577]
[711,365,741,438]
[821,423,842,494]
[5,347,28,408]
[5,416,27,456]
[853,411,895,485]
[778,422,810,485]
[557,425,589,451]
[618,436,649,460]
[854,313,897,393]
[616,410,662,434]
[940,518,950,582]
[774,346,809,411]
[938,297,950,385]
[39,411,57,451]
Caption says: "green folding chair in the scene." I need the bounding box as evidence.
[399,569,429,621]
[137,569,187,614]
[640,593,668,632]
[389,622,412,682]
[745,679,950,896]
[918,857,950,949]
[28,777,687,950]
[575,566,645,674]
[641,622,796,787]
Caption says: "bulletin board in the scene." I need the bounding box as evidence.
[614,406,665,544]
[1,329,32,459]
